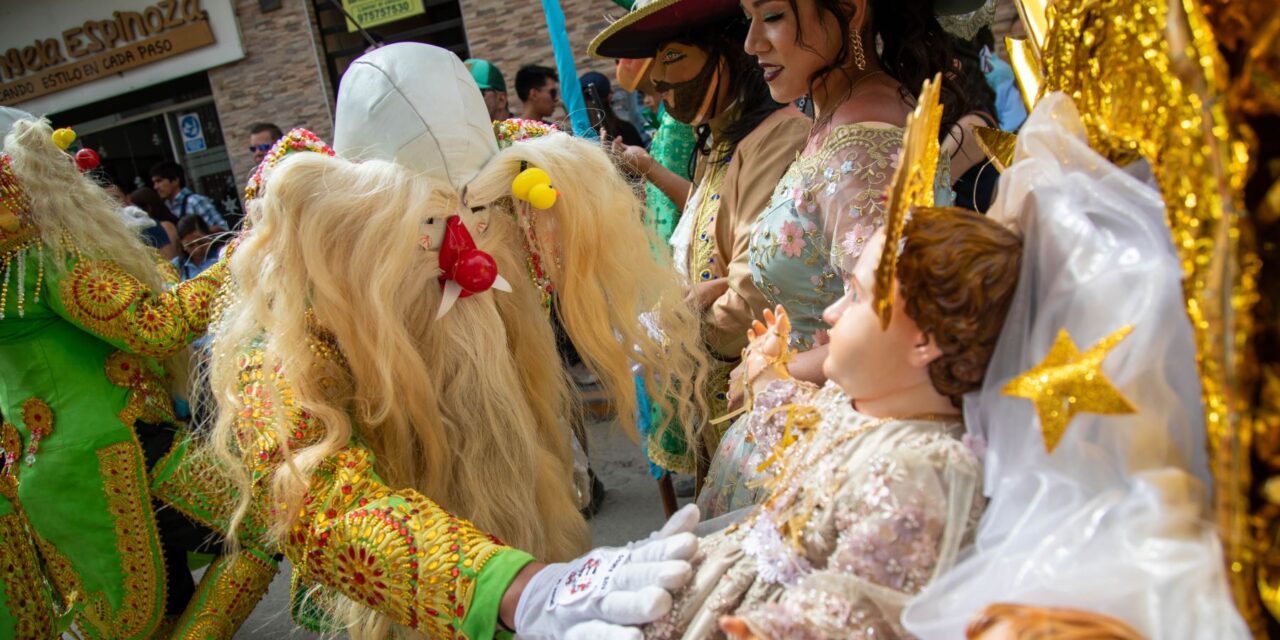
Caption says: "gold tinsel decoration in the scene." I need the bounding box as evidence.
[873,73,943,329]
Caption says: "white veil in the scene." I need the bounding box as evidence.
[901,93,1249,639]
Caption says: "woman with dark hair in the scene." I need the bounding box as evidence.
[691,0,986,516]
[591,0,809,480]
[128,186,180,258]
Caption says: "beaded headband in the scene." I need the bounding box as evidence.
[243,128,336,203]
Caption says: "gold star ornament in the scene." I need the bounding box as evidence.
[1003,326,1138,453]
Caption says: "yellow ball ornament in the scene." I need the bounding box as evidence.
[528,183,558,209]
[512,167,551,200]
[51,128,76,150]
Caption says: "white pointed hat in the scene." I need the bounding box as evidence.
[333,42,497,189]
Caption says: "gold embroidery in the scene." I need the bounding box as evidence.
[169,549,278,639]
[19,397,54,466]
[105,351,176,426]
[33,534,114,635]
[98,441,164,638]
[59,258,227,357]
[0,422,19,481]
[289,448,507,637]
[151,441,272,549]
[0,510,54,638]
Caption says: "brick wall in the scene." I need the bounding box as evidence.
[207,0,335,187]
[461,0,621,116]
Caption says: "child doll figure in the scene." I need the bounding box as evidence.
[648,207,1022,639]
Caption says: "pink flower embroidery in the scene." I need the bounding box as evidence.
[779,221,807,258]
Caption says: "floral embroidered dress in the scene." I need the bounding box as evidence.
[648,380,984,640]
[698,123,953,518]
[0,154,273,638]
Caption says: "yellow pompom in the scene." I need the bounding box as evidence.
[528,183,558,209]
[512,167,551,200]
[51,128,76,150]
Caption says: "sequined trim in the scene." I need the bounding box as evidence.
[98,441,164,638]
[0,510,53,637]
[59,258,225,357]
[105,351,177,426]
[34,533,113,634]
[169,550,278,639]
[288,447,508,637]
[19,397,53,466]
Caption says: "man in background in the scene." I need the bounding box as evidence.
[515,64,561,123]
[248,122,284,166]
[466,59,512,122]
[150,160,228,232]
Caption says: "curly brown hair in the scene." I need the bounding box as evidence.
[897,207,1022,407]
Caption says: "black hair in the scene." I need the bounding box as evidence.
[176,212,210,238]
[515,65,559,101]
[787,0,977,139]
[250,122,284,141]
[149,160,184,185]
[951,33,997,121]
[664,17,788,174]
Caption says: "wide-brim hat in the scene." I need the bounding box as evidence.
[589,0,740,59]
[590,0,991,59]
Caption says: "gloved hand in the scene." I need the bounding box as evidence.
[515,504,700,639]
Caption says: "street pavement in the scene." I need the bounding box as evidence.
[231,414,684,638]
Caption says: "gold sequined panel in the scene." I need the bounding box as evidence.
[33,534,113,636]
[105,351,177,426]
[97,441,164,639]
[1038,0,1261,630]
[59,258,225,357]
[151,441,272,550]
[287,447,508,637]
[0,508,53,638]
[169,549,278,639]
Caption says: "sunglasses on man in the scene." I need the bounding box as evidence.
[249,143,272,153]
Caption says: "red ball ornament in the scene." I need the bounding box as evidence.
[74,148,100,171]
[452,249,498,293]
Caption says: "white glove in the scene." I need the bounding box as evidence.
[515,504,700,639]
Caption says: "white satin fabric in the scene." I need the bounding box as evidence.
[332,42,497,189]
[901,93,1249,639]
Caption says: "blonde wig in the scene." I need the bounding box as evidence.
[6,119,192,390]
[5,119,167,293]
[208,153,588,583]
[467,133,709,444]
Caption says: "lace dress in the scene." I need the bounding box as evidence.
[657,381,984,639]
[698,123,954,518]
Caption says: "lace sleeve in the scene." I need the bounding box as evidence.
[738,437,982,639]
[810,125,903,275]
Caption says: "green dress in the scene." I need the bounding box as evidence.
[0,152,275,638]
[643,106,696,245]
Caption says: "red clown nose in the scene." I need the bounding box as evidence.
[438,216,498,297]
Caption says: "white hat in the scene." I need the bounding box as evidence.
[333,42,498,190]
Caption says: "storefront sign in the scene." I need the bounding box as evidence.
[342,0,425,31]
[0,0,240,112]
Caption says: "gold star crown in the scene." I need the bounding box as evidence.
[873,73,944,329]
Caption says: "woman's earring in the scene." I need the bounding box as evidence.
[851,30,868,71]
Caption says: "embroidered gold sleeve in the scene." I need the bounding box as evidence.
[50,258,226,357]
[236,349,529,638]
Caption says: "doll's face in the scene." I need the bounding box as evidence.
[821,229,938,404]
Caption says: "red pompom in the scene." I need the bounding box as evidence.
[74,148,100,171]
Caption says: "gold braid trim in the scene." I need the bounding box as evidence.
[169,549,278,639]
